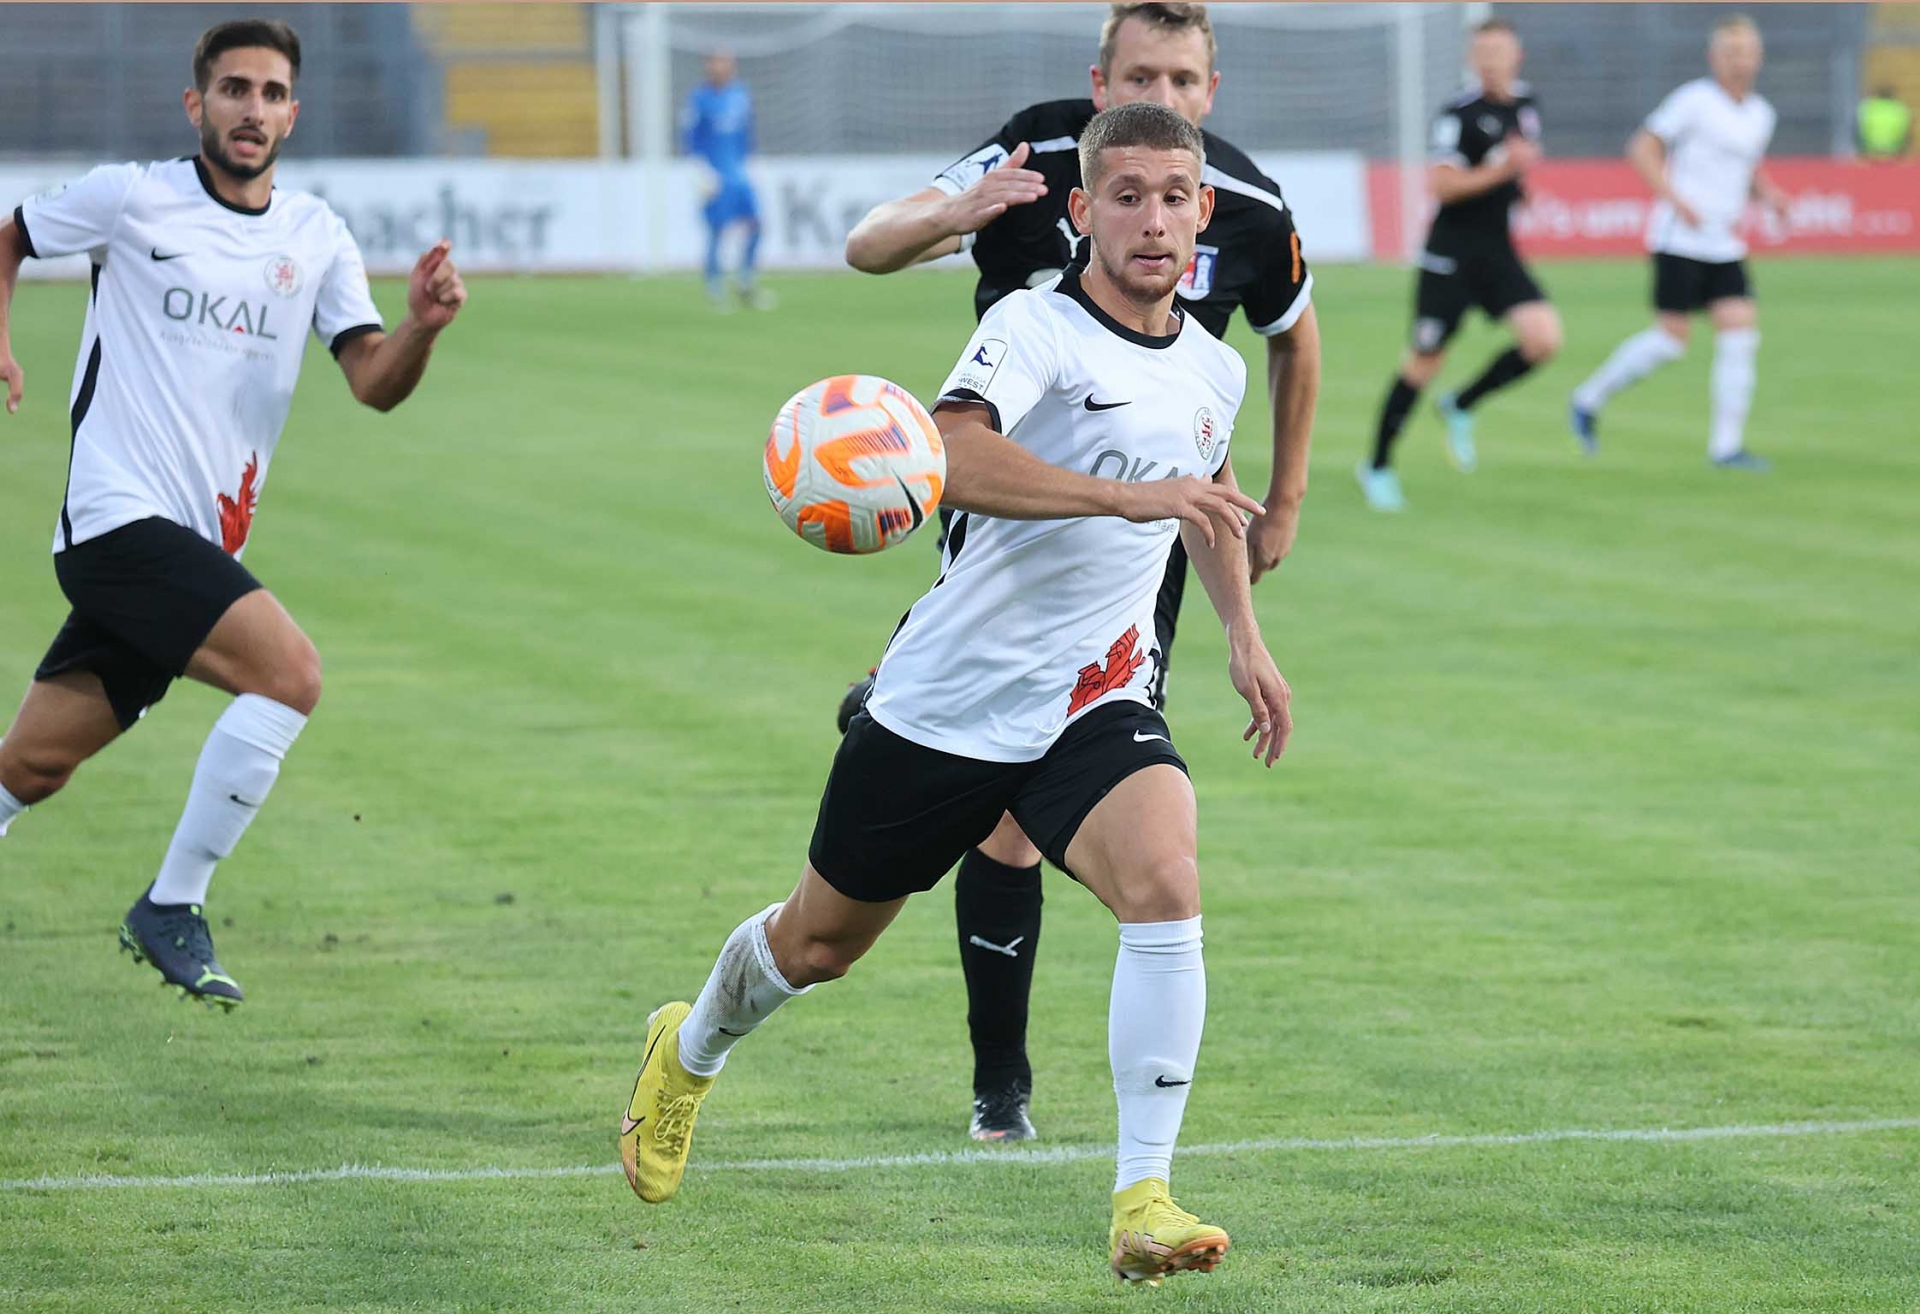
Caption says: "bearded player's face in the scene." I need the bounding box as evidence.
[1074,146,1214,305]
[1092,19,1218,128]
[187,47,298,182]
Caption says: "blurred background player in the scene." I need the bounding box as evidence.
[1359,18,1560,514]
[683,51,771,311]
[1856,85,1913,162]
[1570,14,1785,471]
[0,19,465,1007]
[840,1,1318,1143]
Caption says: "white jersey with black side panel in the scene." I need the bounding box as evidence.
[867,259,1247,764]
[13,156,383,556]
[1642,78,1777,263]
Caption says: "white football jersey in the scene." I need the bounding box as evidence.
[14,157,382,555]
[866,262,1246,763]
[1642,78,1777,263]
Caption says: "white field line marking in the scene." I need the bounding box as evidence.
[3,1117,1915,1194]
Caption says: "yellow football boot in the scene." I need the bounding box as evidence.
[1108,1178,1230,1285]
[618,1002,715,1203]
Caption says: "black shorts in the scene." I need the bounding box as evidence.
[1652,253,1751,313]
[937,509,1185,713]
[1411,242,1546,352]
[35,517,262,729]
[809,699,1188,902]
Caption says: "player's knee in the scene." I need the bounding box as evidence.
[1401,351,1445,387]
[263,640,323,716]
[788,934,861,987]
[1,744,82,804]
[1109,855,1200,924]
[1522,323,1562,364]
[1656,316,1693,351]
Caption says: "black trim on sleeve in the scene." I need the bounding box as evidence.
[11,204,36,259]
[328,323,383,358]
[192,155,271,216]
[934,387,1001,434]
[1058,263,1183,350]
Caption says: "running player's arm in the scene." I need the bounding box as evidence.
[845,112,1049,273]
[333,241,468,413]
[0,210,25,414]
[1633,86,1704,227]
[1428,110,1533,206]
[1239,200,1319,584]
[1179,455,1292,767]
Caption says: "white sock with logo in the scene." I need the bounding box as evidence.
[1709,328,1760,460]
[1111,915,1205,1193]
[1572,326,1687,412]
[149,695,307,907]
[677,902,813,1078]
[0,768,24,838]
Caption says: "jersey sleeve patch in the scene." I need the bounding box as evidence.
[949,337,1006,394]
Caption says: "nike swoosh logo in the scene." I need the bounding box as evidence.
[150,249,189,261]
[1133,731,1169,744]
[621,1015,673,1137]
[229,793,258,807]
[1154,1075,1191,1088]
[1084,396,1131,412]
[968,934,1024,958]
[894,474,925,533]
[717,1026,747,1037]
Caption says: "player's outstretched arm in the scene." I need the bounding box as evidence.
[0,213,26,414]
[1180,457,1292,767]
[1250,303,1321,583]
[845,142,1047,274]
[937,403,1261,542]
[335,241,468,413]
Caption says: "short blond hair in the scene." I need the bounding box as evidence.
[1712,12,1760,40]
[1099,3,1216,75]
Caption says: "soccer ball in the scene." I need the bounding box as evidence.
[763,374,946,554]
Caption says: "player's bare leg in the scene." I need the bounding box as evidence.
[1706,296,1764,469]
[0,671,124,831]
[623,865,906,1202]
[1065,763,1228,1285]
[122,589,319,1007]
[958,811,1045,1142]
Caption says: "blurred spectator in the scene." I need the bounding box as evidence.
[1856,86,1913,161]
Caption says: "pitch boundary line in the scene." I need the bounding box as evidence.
[4,1117,1914,1194]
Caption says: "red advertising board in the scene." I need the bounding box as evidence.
[1368,159,1920,260]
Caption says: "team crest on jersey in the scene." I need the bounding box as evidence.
[1176,245,1218,300]
[263,254,302,299]
[1193,407,1218,462]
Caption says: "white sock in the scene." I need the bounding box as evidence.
[1111,915,1206,1193]
[1709,328,1759,459]
[0,768,23,838]
[677,902,812,1078]
[149,694,308,907]
[1572,326,1687,412]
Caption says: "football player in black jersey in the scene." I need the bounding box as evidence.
[841,2,1320,1144]
[1359,18,1562,513]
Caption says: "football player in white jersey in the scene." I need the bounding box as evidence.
[1570,14,1788,470]
[620,103,1291,1286]
[0,20,467,1007]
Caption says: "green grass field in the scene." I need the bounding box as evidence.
[1,257,1916,1312]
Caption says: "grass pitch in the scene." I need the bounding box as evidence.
[1,257,1915,1312]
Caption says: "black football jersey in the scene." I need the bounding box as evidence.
[930,99,1312,342]
[1426,83,1541,249]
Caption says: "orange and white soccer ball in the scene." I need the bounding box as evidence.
[763,374,946,554]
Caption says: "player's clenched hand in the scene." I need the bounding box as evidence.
[942,141,1048,235]
[1122,476,1265,549]
[1667,193,1704,229]
[407,240,468,331]
[1504,134,1542,175]
[0,351,22,415]
[1246,501,1299,585]
[1228,633,1292,768]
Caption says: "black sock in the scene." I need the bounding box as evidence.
[1455,346,1535,411]
[954,848,1043,1096]
[1372,376,1422,470]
